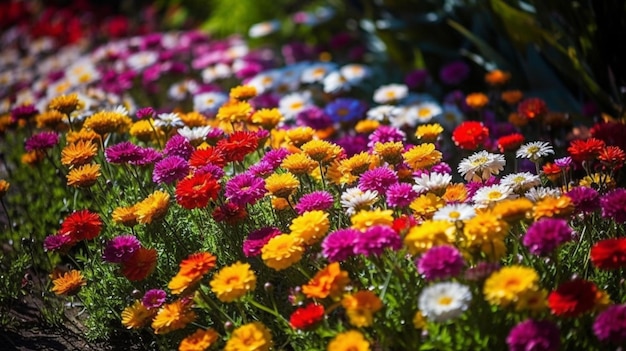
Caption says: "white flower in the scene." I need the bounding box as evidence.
[525,186,562,202]
[413,172,452,194]
[516,141,554,161]
[418,282,472,323]
[167,80,198,101]
[201,63,232,83]
[279,91,312,122]
[178,126,212,142]
[66,59,100,86]
[247,71,279,94]
[433,204,476,222]
[301,62,337,84]
[458,151,506,182]
[322,71,350,93]
[154,112,184,128]
[340,187,379,216]
[248,20,280,38]
[500,172,542,192]
[366,105,397,121]
[340,64,369,84]
[126,51,158,72]
[472,184,516,208]
[413,101,443,124]
[193,92,228,114]
[373,84,409,104]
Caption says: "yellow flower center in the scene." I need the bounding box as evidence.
[449,211,461,219]
[488,191,502,200]
[438,296,453,306]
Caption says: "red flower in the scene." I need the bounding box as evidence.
[175,172,220,210]
[497,133,525,153]
[598,146,626,169]
[542,162,561,183]
[452,121,490,150]
[590,238,626,270]
[59,209,102,242]
[212,202,248,225]
[121,247,157,281]
[548,279,597,317]
[392,215,417,235]
[289,303,325,330]
[567,138,606,163]
[216,131,259,163]
[517,98,548,119]
[189,147,226,169]
[590,121,626,151]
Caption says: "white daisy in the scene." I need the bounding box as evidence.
[340,64,369,84]
[201,63,232,83]
[413,101,443,124]
[516,141,554,161]
[418,282,472,323]
[340,187,379,216]
[178,126,212,142]
[500,172,542,192]
[154,112,184,128]
[247,71,279,94]
[248,20,280,38]
[301,62,337,84]
[167,80,199,101]
[112,105,129,117]
[66,59,100,86]
[279,91,312,122]
[525,186,562,202]
[126,51,158,72]
[413,172,452,194]
[373,84,409,104]
[322,71,350,93]
[458,151,506,182]
[366,105,397,122]
[193,91,228,115]
[433,204,476,222]
[472,184,516,208]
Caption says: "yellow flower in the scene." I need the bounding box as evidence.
[302,262,350,300]
[252,108,283,130]
[151,299,196,335]
[130,119,164,143]
[209,262,257,302]
[410,193,445,219]
[179,328,219,351]
[229,85,257,101]
[483,265,539,307]
[403,143,442,171]
[326,159,357,186]
[341,291,383,327]
[403,220,456,255]
[61,140,98,167]
[270,197,290,211]
[413,311,426,329]
[415,123,444,142]
[83,110,132,135]
[355,120,379,134]
[180,111,209,127]
[112,205,139,227]
[373,141,404,165]
[265,172,300,198]
[281,152,318,175]
[515,289,548,312]
[285,126,315,148]
[66,128,100,144]
[0,180,10,198]
[67,163,101,187]
[261,234,304,270]
[491,198,533,223]
[533,195,574,221]
[22,150,45,166]
[350,209,394,231]
[462,211,509,260]
[339,152,376,177]
[51,269,86,296]
[135,190,170,224]
[36,110,68,131]
[580,173,615,190]
[327,330,370,351]
[225,322,273,351]
[442,183,468,203]
[48,93,84,115]
[216,100,252,124]
[301,139,343,163]
[121,301,156,329]
[290,210,330,245]
[0,114,12,134]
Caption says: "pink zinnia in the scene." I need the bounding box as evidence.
[417,245,465,281]
[243,227,281,257]
[224,172,266,207]
[25,131,59,151]
[105,142,143,164]
[523,218,573,256]
[358,167,398,194]
[294,191,334,214]
[321,228,359,262]
[102,235,141,264]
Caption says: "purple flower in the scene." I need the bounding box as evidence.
[43,234,73,252]
[195,164,225,180]
[131,147,162,166]
[404,69,429,89]
[334,134,368,157]
[105,142,143,164]
[439,60,470,85]
[11,104,38,121]
[296,106,333,130]
[355,225,402,257]
[417,245,465,281]
[248,161,274,177]
[367,125,406,150]
[386,182,418,208]
[593,304,626,344]
[164,134,194,160]
[205,127,225,143]
[250,93,280,109]
[358,167,398,194]
[142,289,167,309]
[25,132,59,151]
[224,172,266,207]
[431,162,452,175]
[464,262,500,281]
[152,156,189,184]
[523,218,573,256]
[321,228,358,262]
[136,107,155,119]
[243,227,281,257]
[325,98,368,123]
[506,319,560,351]
[600,188,626,223]
[261,148,289,168]
[567,186,599,215]
[554,156,572,169]
[102,235,141,263]
[295,191,334,214]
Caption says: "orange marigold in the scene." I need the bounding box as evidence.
[152,299,196,335]
[302,262,350,300]
[51,269,86,296]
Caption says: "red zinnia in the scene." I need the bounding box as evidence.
[517,97,548,119]
[175,172,220,210]
[497,133,525,153]
[590,238,626,270]
[392,215,417,235]
[212,202,248,225]
[121,247,157,281]
[567,138,606,163]
[216,131,259,163]
[548,279,597,317]
[59,209,102,242]
[452,121,490,151]
[598,146,626,169]
[542,162,561,183]
[189,147,226,169]
[289,303,325,330]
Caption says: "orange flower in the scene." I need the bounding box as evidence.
[533,196,574,221]
[51,269,86,296]
[66,163,101,187]
[465,93,489,110]
[169,252,217,295]
[485,69,511,86]
[61,140,98,167]
[341,291,383,327]
[179,328,219,351]
[121,301,156,329]
[542,162,562,183]
[302,262,350,300]
[152,299,196,335]
[598,146,626,169]
[121,247,157,281]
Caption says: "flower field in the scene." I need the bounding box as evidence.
[1,1,626,350]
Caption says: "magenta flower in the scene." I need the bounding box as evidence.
[195,164,225,180]
[404,69,429,89]
[105,142,143,164]
[25,131,59,151]
[164,134,194,160]
[354,225,402,257]
[102,235,141,264]
[248,161,274,177]
[431,162,452,175]
[600,188,626,223]
[386,182,418,208]
[224,172,266,207]
[295,191,334,214]
[243,227,281,257]
[417,245,465,281]
[142,289,167,309]
[358,167,398,194]
[296,106,333,130]
[321,228,359,262]
[261,148,289,168]
[131,147,162,166]
[464,262,501,281]
[593,304,626,345]
[152,156,189,184]
[11,104,38,121]
[136,107,155,119]
[43,234,73,252]
[367,125,406,150]
[567,186,599,215]
[506,319,560,351]
[523,218,573,256]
